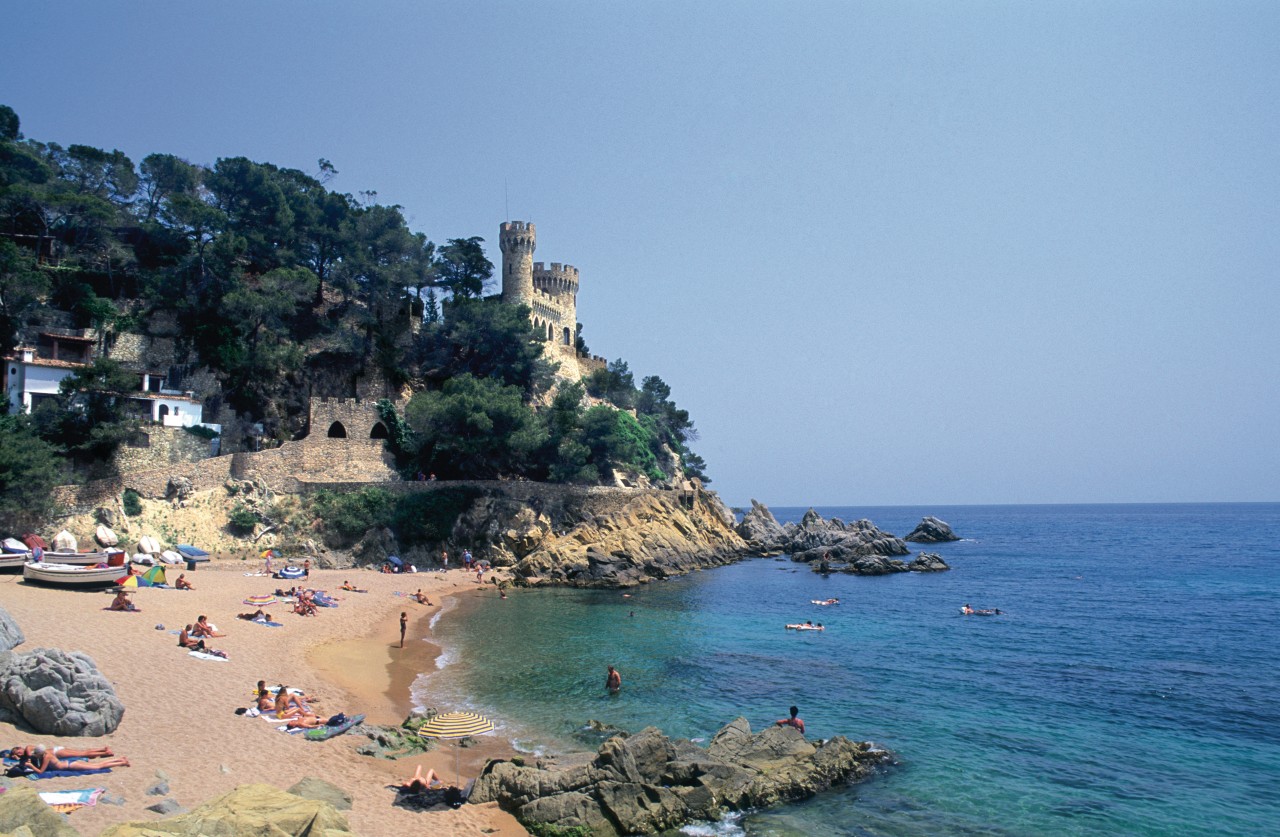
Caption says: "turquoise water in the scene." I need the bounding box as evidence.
[419,504,1280,835]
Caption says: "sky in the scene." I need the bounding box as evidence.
[3,1,1277,506]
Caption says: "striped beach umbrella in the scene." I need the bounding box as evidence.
[417,711,495,786]
[243,594,278,606]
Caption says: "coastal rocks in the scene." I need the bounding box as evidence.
[909,552,949,572]
[287,776,354,811]
[0,606,24,654]
[0,785,80,837]
[469,719,889,836]
[0,647,125,736]
[100,784,353,837]
[736,499,785,549]
[509,492,747,588]
[787,510,910,558]
[904,516,960,542]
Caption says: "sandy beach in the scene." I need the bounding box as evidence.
[0,560,526,835]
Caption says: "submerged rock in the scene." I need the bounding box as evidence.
[904,516,960,542]
[469,718,890,836]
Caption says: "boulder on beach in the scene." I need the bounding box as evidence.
[904,516,960,542]
[100,784,353,836]
[0,646,124,736]
[0,605,24,654]
[0,785,80,837]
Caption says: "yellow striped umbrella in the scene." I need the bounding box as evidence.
[417,712,495,785]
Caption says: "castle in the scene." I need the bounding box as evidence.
[499,221,604,380]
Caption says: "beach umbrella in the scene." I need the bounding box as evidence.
[116,575,138,588]
[417,711,495,786]
[244,594,278,606]
[142,565,168,586]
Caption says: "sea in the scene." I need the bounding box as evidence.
[414,503,1280,836]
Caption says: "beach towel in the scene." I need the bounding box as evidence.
[250,620,284,627]
[188,650,229,662]
[38,788,105,812]
[21,767,113,780]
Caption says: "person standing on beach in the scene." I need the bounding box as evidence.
[441,550,449,570]
[303,558,311,578]
[606,665,622,694]
[399,612,407,648]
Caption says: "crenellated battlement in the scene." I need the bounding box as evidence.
[499,221,536,255]
[533,261,579,297]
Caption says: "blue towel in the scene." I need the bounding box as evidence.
[25,767,113,780]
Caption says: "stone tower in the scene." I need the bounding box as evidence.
[499,221,536,306]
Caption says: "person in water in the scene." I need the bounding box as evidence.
[776,705,805,735]
[605,665,622,694]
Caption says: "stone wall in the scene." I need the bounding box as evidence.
[112,426,212,474]
[51,455,235,513]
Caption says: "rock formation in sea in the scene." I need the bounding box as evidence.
[469,717,891,836]
[736,498,786,550]
[904,516,961,542]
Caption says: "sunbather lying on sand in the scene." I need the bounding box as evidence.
[285,714,322,729]
[8,744,115,760]
[237,609,267,621]
[27,745,130,772]
[397,764,444,792]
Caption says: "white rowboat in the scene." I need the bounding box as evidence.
[23,561,122,587]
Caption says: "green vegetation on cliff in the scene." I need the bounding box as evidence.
[0,104,709,530]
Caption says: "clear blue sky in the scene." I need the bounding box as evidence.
[4,1,1277,506]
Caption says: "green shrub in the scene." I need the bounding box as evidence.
[228,503,259,533]
[183,424,219,439]
[390,486,482,547]
[309,488,395,546]
[122,489,142,517]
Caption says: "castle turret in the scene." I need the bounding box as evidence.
[499,221,536,305]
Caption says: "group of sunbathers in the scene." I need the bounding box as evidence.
[178,615,228,657]
[4,743,131,775]
[255,680,327,728]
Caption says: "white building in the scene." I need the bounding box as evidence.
[3,337,218,434]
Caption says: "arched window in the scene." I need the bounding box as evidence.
[327,421,347,438]
[563,326,572,345]
[370,422,389,440]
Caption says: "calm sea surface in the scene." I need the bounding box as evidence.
[416,504,1280,836]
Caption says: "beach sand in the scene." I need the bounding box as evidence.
[0,561,526,835]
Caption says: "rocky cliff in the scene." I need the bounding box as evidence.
[455,488,748,588]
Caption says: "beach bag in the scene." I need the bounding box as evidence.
[326,713,348,727]
[54,530,77,551]
[95,525,119,546]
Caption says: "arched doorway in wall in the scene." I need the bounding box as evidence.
[158,404,170,420]
[328,421,347,438]
[370,421,389,439]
